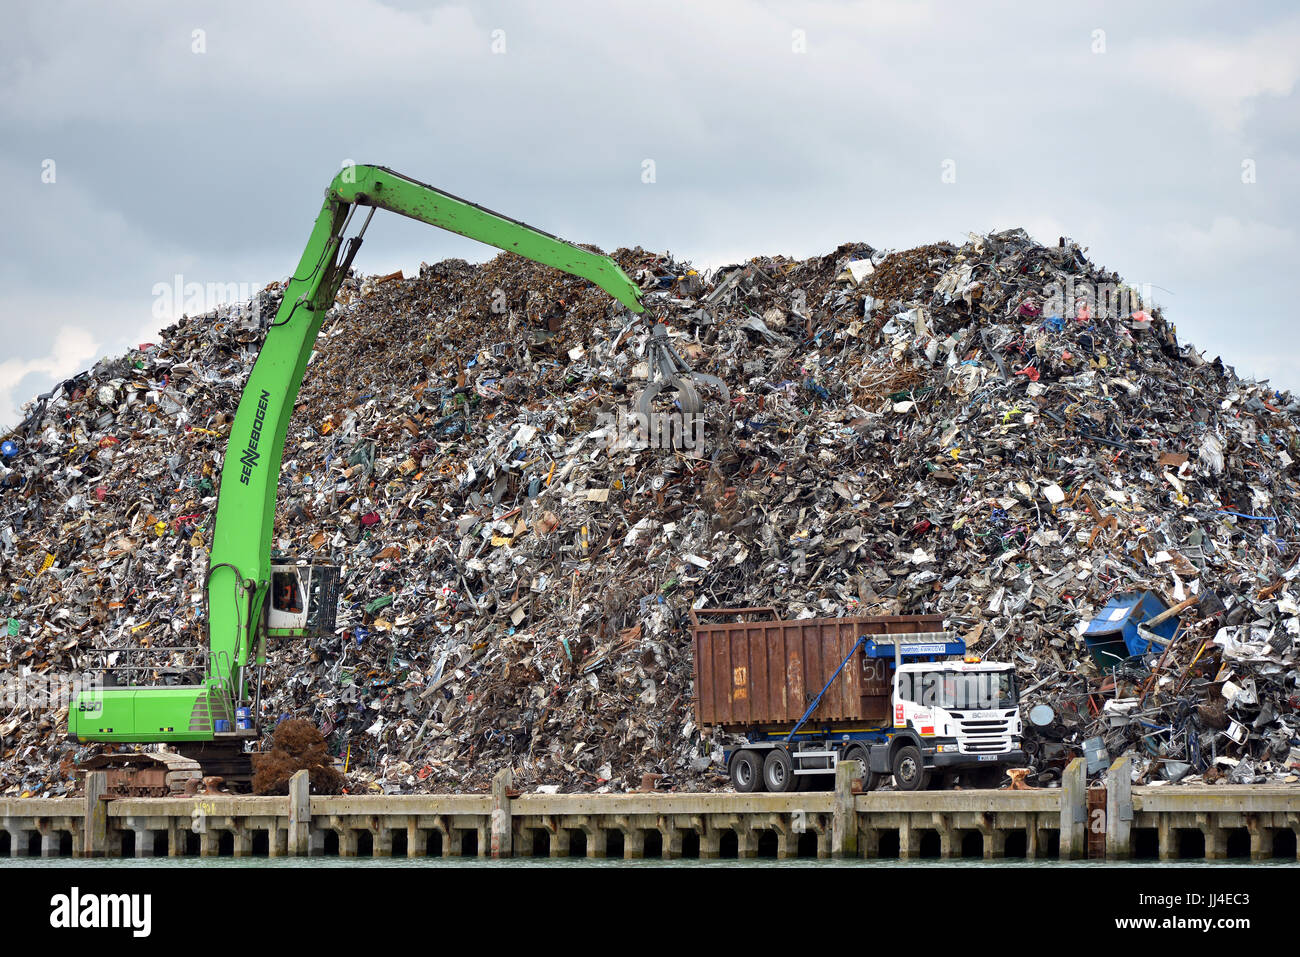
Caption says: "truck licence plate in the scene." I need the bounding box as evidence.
[978,755,997,761]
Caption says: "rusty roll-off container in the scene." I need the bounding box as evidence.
[690,608,944,732]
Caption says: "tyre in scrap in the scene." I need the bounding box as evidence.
[891,744,929,792]
[763,748,797,793]
[730,749,764,793]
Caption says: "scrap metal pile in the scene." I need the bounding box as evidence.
[3,227,1298,795]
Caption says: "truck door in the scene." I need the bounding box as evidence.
[895,669,936,736]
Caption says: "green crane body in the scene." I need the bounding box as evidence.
[69,165,643,746]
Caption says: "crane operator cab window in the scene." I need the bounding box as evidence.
[272,571,304,614]
[268,563,340,635]
[268,566,309,633]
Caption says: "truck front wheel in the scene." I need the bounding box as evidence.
[763,749,797,792]
[731,749,765,793]
[892,744,930,791]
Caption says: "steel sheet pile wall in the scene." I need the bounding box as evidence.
[692,610,941,731]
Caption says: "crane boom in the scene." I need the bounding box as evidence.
[69,165,643,751]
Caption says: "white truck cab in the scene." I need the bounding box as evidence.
[894,659,1023,758]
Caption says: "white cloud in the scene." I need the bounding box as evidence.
[1162,216,1299,266]
[1126,19,1300,135]
[0,327,100,429]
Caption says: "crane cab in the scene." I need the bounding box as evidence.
[268,562,340,637]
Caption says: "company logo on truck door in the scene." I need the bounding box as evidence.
[238,390,272,485]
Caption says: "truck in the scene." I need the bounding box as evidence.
[690,608,1027,791]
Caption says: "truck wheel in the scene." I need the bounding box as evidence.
[891,744,929,791]
[730,749,764,793]
[843,745,880,791]
[763,749,797,793]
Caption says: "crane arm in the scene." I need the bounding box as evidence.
[206,165,644,696]
[335,166,644,311]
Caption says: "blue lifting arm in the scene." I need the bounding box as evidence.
[785,634,868,743]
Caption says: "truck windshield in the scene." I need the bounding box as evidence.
[899,670,1016,710]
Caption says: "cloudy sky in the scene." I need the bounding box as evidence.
[3,1,1298,427]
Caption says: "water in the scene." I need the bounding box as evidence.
[4,856,1297,869]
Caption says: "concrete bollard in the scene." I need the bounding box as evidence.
[83,771,108,859]
[832,760,860,858]
[490,767,512,859]
[287,769,310,857]
[1106,755,1133,860]
[1059,757,1086,860]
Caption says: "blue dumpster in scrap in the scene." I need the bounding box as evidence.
[1083,591,1180,668]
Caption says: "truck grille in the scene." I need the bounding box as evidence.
[958,717,1012,754]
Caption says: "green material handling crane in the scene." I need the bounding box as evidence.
[68,165,645,784]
